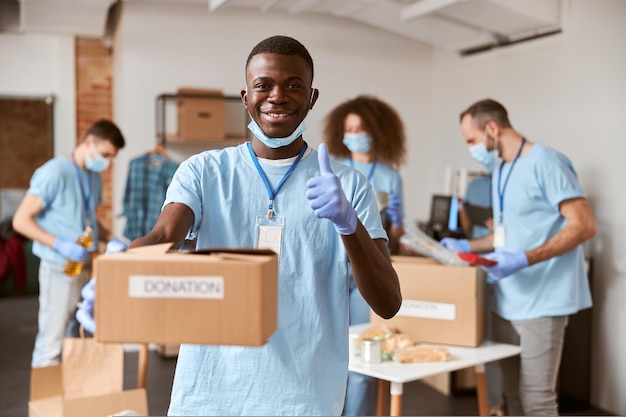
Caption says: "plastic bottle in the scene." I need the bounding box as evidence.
[63,226,93,277]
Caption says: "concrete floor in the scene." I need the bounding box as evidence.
[0,294,611,416]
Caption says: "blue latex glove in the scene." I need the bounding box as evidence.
[53,237,88,262]
[482,251,529,282]
[439,238,470,253]
[76,237,128,334]
[386,194,403,227]
[106,238,128,254]
[76,279,96,334]
[306,143,358,235]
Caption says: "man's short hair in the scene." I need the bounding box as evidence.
[460,99,512,129]
[246,35,314,81]
[85,119,126,149]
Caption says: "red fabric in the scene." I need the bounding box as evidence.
[0,237,26,292]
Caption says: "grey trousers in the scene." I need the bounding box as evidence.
[492,313,569,416]
[486,285,503,407]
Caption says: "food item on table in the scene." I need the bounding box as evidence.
[356,325,398,346]
[392,346,450,363]
[381,334,419,354]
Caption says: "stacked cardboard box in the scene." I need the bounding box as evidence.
[174,87,226,142]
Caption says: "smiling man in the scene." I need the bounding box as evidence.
[123,35,401,415]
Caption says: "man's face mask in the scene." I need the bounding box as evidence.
[343,132,371,153]
[85,143,111,173]
[469,126,498,173]
[247,119,307,149]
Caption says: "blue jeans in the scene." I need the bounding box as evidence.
[342,278,377,416]
[31,259,90,367]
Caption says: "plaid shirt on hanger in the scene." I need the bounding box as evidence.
[122,153,179,241]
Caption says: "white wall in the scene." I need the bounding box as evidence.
[0,33,76,157]
[3,0,624,413]
[111,1,433,237]
[428,0,626,414]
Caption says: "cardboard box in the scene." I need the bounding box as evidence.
[371,256,486,347]
[29,365,147,417]
[95,244,278,346]
[175,87,226,141]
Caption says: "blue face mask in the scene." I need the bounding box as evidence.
[343,132,371,153]
[247,119,307,149]
[85,152,110,173]
[469,127,498,173]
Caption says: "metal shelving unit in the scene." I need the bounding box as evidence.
[155,92,250,146]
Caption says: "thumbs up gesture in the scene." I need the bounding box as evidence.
[306,143,358,235]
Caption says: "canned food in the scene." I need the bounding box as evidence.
[361,338,382,363]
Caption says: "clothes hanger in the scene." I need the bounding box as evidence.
[148,143,168,158]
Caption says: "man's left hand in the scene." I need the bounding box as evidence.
[482,251,529,281]
[106,238,128,254]
[76,238,128,334]
[76,279,96,334]
[306,143,357,235]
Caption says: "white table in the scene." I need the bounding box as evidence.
[349,324,521,416]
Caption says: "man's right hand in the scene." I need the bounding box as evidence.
[439,237,470,253]
[53,238,88,262]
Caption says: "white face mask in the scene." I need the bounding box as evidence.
[247,119,307,149]
[469,126,498,173]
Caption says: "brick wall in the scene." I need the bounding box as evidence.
[75,38,114,234]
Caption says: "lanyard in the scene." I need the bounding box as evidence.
[247,141,308,219]
[349,159,377,181]
[70,152,93,227]
[497,137,526,223]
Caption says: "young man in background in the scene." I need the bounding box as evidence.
[13,119,125,368]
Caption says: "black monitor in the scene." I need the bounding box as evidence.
[427,194,464,241]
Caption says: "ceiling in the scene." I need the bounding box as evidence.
[2,0,563,55]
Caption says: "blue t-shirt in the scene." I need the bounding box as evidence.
[164,143,386,416]
[337,158,403,215]
[491,143,592,320]
[27,156,102,265]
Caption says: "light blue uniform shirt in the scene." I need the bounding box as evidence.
[337,158,403,213]
[491,143,591,320]
[26,156,101,265]
[165,143,386,416]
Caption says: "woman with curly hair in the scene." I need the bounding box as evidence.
[323,95,407,416]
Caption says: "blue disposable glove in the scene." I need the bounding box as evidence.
[439,238,470,253]
[76,279,96,334]
[482,251,529,282]
[106,238,128,254]
[76,237,128,334]
[53,237,88,262]
[306,143,358,235]
[386,194,403,227]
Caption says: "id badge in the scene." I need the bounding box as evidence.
[255,215,284,261]
[493,225,506,249]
